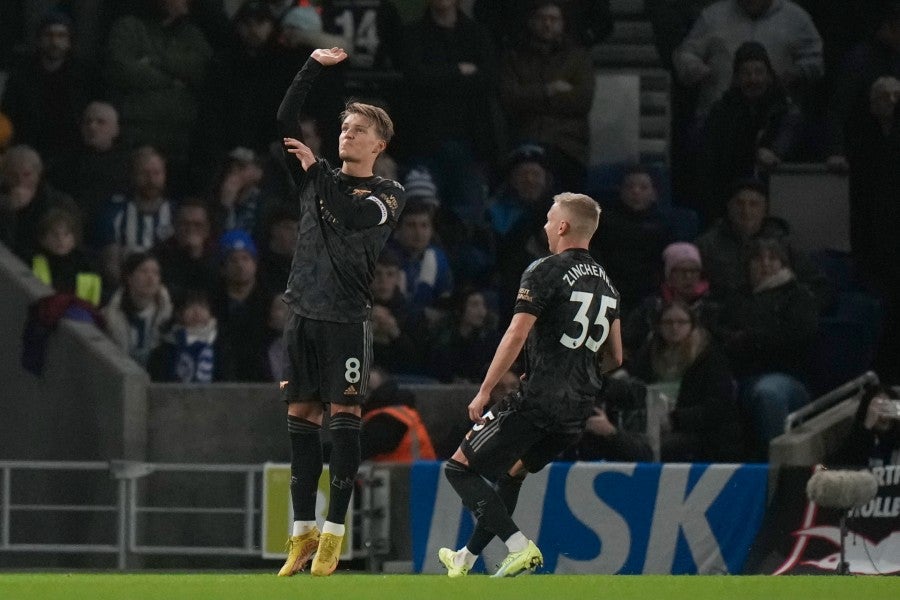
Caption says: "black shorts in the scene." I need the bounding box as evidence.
[281,313,372,406]
[460,408,580,481]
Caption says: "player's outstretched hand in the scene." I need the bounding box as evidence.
[311,47,348,66]
[284,137,316,171]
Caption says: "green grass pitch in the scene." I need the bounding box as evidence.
[0,573,895,600]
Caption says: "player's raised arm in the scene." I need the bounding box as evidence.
[276,48,348,184]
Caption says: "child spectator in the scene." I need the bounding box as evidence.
[31,207,102,306]
[148,288,235,383]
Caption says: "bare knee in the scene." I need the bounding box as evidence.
[330,402,361,417]
[287,400,324,425]
[450,448,469,466]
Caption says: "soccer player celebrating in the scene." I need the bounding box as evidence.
[440,193,623,577]
[275,47,405,577]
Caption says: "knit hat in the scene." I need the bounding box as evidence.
[732,41,773,74]
[218,229,258,262]
[403,168,440,207]
[662,242,702,279]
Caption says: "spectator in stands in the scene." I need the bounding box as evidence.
[623,241,720,361]
[257,204,298,296]
[474,0,613,51]
[30,207,102,307]
[211,228,269,382]
[698,41,802,224]
[371,247,418,331]
[148,288,235,383]
[560,376,654,462]
[46,102,132,244]
[400,0,499,225]
[389,201,453,320]
[371,303,425,378]
[646,0,716,72]
[830,382,900,467]
[361,366,437,463]
[0,144,79,261]
[590,165,675,314]
[673,0,823,124]
[105,0,213,190]
[486,144,555,323]
[694,177,831,310]
[102,251,172,367]
[319,0,404,72]
[825,1,900,174]
[429,288,501,383]
[152,197,219,304]
[95,146,176,285]
[719,237,818,460]
[210,147,267,237]
[1,10,98,162]
[629,300,744,462]
[846,76,900,384]
[196,1,290,184]
[499,0,596,193]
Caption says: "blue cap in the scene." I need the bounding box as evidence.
[218,229,258,262]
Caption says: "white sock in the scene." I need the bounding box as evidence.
[292,520,318,536]
[322,521,345,536]
[505,531,528,553]
[458,547,478,569]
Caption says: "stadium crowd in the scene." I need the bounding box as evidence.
[1,0,899,464]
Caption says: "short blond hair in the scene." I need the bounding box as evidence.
[555,192,601,238]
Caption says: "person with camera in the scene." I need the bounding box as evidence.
[831,383,900,468]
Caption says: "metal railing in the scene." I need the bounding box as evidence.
[0,460,387,570]
[783,371,878,434]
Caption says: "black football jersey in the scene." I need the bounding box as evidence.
[513,248,620,433]
[284,164,404,323]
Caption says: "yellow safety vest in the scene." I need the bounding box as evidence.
[32,254,102,307]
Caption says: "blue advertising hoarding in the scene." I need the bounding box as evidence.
[411,461,768,574]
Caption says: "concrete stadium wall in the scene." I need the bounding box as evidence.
[0,244,149,462]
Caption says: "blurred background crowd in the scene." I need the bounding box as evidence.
[1,0,898,464]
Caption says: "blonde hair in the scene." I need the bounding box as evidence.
[554,192,601,237]
[341,102,394,144]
